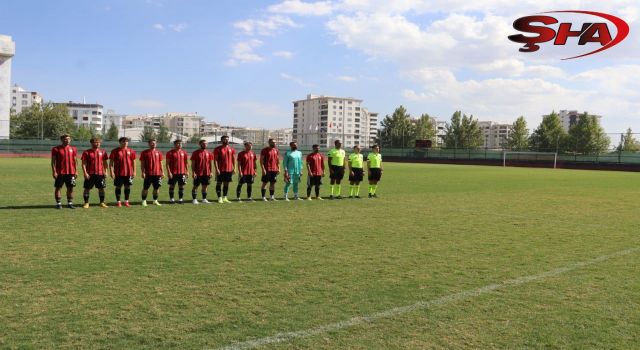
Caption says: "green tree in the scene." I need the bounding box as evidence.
[74,125,93,141]
[157,124,171,143]
[10,102,74,139]
[379,105,415,148]
[619,128,640,152]
[567,112,610,154]
[443,111,484,149]
[140,126,156,142]
[529,111,567,152]
[413,113,436,142]
[189,134,202,143]
[105,121,119,141]
[507,116,529,151]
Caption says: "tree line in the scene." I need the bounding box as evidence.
[378,106,639,154]
[9,103,171,142]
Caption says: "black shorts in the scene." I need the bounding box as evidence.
[368,168,382,181]
[261,171,278,183]
[330,165,345,180]
[349,168,364,182]
[54,174,76,188]
[83,175,106,189]
[307,175,322,187]
[216,172,233,183]
[143,175,163,190]
[114,176,134,187]
[193,175,211,186]
[239,175,255,184]
[168,174,187,186]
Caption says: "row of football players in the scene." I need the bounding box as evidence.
[50,134,383,208]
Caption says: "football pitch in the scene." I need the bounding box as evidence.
[1,158,639,349]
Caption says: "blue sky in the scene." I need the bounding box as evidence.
[3,0,639,132]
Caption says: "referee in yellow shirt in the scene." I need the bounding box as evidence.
[367,144,383,198]
[327,139,347,199]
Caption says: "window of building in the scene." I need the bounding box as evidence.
[348,101,352,104]
[83,117,89,121]
[22,100,27,105]
[339,106,342,109]
[333,111,336,115]
[22,94,27,98]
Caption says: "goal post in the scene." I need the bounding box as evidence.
[503,151,558,169]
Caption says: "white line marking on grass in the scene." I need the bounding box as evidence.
[216,247,640,350]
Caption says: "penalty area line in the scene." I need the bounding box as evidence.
[216,247,640,350]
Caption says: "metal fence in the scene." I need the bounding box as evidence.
[2,139,640,165]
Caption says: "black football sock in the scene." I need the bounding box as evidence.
[67,196,73,204]
[115,187,121,201]
[124,188,131,201]
[247,185,252,198]
[152,193,158,201]
[178,189,184,200]
[169,188,175,199]
[99,191,105,203]
[215,183,222,198]
[236,184,242,198]
[55,195,62,204]
[83,192,90,204]
[269,189,275,197]
[192,190,197,200]
[307,186,312,197]
[223,184,229,197]
[142,192,148,201]
[315,186,320,197]
[202,191,208,200]
[261,188,266,198]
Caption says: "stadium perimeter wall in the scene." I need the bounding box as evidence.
[1,140,640,172]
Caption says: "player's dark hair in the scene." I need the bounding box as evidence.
[268,138,275,143]
[334,139,341,144]
[244,141,252,145]
[221,135,229,140]
[60,134,70,140]
[173,139,183,144]
[372,144,379,149]
[90,137,101,143]
[199,139,207,144]
[312,144,319,148]
[118,137,129,143]
[148,138,157,143]
[289,141,296,146]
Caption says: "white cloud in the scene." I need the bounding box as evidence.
[268,0,334,16]
[273,51,294,59]
[336,75,356,82]
[152,23,164,31]
[280,73,314,87]
[226,39,264,66]
[233,15,298,36]
[169,23,188,32]
[131,99,166,109]
[230,101,291,128]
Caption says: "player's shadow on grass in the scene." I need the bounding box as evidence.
[0,205,66,210]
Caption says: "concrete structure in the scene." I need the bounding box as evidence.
[292,94,377,149]
[550,110,602,132]
[162,112,203,138]
[11,84,43,114]
[435,120,447,146]
[478,121,512,149]
[102,110,125,134]
[0,35,15,139]
[56,102,104,134]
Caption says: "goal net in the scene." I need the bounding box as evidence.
[503,151,558,169]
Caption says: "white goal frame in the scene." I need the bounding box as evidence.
[502,151,558,169]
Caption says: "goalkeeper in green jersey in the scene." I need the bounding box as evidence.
[283,141,303,201]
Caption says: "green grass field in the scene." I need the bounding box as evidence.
[1,158,639,349]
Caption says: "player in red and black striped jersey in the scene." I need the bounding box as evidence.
[306,144,325,200]
[166,139,189,204]
[109,137,137,207]
[190,139,213,204]
[80,137,109,208]
[213,135,236,203]
[260,138,280,201]
[139,139,165,207]
[236,141,257,201]
[51,134,78,209]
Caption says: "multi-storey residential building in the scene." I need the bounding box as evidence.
[292,94,377,149]
[0,35,15,139]
[10,84,43,114]
[55,102,104,134]
[549,110,602,132]
[478,121,512,149]
[163,112,203,138]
